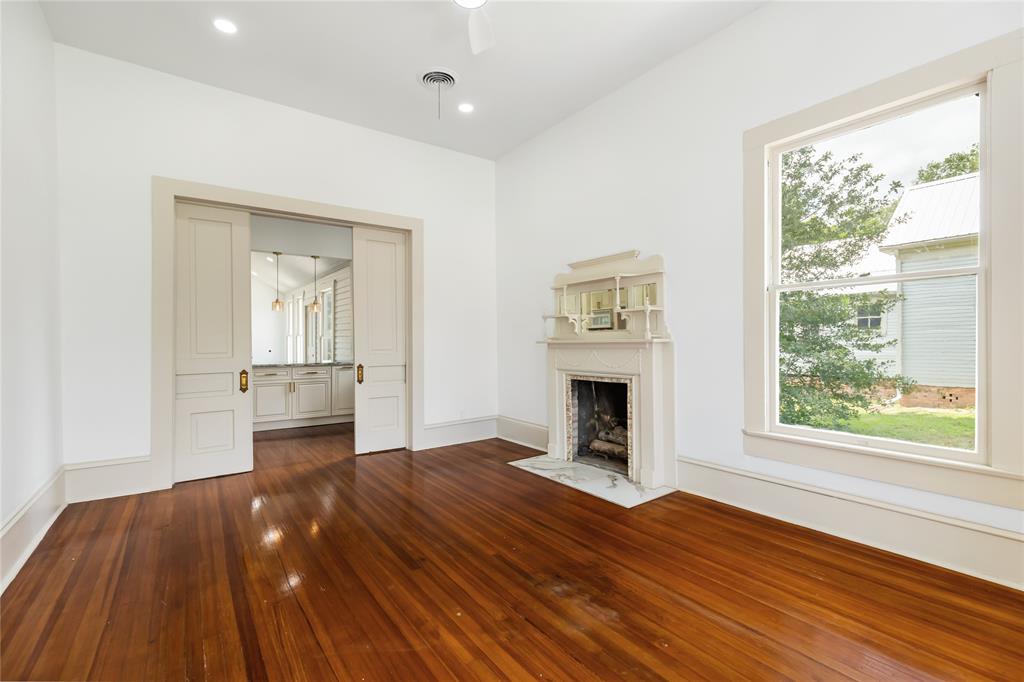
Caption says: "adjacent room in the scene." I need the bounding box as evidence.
[2,1,1022,679]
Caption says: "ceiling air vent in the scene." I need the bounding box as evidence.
[421,70,457,89]
[420,70,458,120]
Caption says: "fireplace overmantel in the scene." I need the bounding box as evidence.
[543,252,675,489]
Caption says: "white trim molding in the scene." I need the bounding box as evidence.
[496,416,548,452]
[1,468,66,594]
[677,457,1024,590]
[64,456,153,503]
[420,415,497,450]
[742,30,1024,505]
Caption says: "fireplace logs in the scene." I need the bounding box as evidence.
[597,425,628,446]
[572,377,629,475]
[589,438,627,458]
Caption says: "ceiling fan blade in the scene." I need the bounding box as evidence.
[468,9,495,55]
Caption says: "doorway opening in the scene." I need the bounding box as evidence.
[249,216,355,434]
[168,192,411,485]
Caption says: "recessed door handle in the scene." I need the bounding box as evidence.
[239,369,249,393]
[356,364,364,384]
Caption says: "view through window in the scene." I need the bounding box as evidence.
[775,89,981,453]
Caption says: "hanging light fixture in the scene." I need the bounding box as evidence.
[309,255,321,313]
[271,252,284,311]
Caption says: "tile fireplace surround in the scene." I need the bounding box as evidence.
[545,341,675,489]
[566,373,632,477]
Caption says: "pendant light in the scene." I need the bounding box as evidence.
[271,252,284,311]
[309,255,321,313]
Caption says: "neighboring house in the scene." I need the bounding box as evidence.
[859,173,979,406]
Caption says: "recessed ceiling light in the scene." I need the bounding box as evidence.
[458,102,475,114]
[454,0,487,8]
[213,18,237,35]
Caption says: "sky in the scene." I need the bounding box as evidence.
[811,90,979,189]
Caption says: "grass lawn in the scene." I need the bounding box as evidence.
[839,406,976,450]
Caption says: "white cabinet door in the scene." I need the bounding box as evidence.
[173,203,253,482]
[353,227,407,453]
[332,367,355,415]
[293,380,331,419]
[253,383,290,422]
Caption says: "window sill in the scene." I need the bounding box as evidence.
[742,428,1024,509]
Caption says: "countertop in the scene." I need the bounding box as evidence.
[252,362,354,369]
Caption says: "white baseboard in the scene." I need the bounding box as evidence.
[418,415,497,450]
[496,415,548,451]
[64,456,152,503]
[1,468,67,594]
[677,457,1023,590]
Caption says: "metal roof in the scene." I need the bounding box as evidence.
[883,173,979,249]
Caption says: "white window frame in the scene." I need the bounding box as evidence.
[742,30,1023,508]
[768,82,987,465]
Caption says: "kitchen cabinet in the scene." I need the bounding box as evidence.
[332,366,355,416]
[251,365,354,427]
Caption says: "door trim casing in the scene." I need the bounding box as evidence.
[152,176,421,489]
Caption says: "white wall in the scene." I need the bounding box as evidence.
[55,45,497,465]
[1,1,63,523]
[496,2,1024,530]
[251,279,287,365]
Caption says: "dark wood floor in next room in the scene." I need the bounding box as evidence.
[2,423,1022,680]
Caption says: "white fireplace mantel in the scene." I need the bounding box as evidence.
[543,252,675,489]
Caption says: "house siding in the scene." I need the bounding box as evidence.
[898,244,977,388]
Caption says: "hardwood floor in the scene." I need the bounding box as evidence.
[2,424,1022,681]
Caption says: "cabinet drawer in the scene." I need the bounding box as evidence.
[292,367,330,379]
[253,367,291,382]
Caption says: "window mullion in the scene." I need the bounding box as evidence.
[775,266,980,293]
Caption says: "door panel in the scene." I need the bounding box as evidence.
[190,410,235,452]
[353,227,407,453]
[174,203,253,482]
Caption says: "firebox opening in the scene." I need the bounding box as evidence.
[572,378,628,476]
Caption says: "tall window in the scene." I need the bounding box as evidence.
[770,86,983,460]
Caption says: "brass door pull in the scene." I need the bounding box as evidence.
[356,364,364,384]
[239,369,249,393]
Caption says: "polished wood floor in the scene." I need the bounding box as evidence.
[2,424,1022,681]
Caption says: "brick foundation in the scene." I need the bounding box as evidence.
[900,385,975,409]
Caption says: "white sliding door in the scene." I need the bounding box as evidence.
[353,227,408,453]
[173,202,253,482]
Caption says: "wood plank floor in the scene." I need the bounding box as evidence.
[2,424,1022,681]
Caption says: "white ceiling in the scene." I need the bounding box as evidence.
[251,251,348,293]
[41,1,760,159]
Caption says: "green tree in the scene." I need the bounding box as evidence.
[778,146,914,430]
[915,143,979,183]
